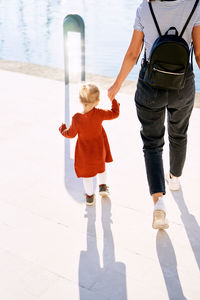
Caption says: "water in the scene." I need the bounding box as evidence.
[0,0,199,90]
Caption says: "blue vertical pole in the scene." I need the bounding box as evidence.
[63,14,85,190]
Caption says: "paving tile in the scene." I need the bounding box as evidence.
[0,250,59,300]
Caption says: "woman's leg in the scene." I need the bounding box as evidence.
[168,71,195,177]
[135,101,166,198]
[82,177,94,196]
[168,104,194,176]
[136,100,168,228]
[135,68,167,200]
[135,74,169,228]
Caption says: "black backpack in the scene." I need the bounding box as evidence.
[143,0,199,90]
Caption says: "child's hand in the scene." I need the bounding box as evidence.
[59,123,67,134]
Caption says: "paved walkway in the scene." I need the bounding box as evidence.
[1,69,200,300]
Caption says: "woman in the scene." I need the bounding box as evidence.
[108,0,200,229]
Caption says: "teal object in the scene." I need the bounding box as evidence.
[63,14,85,85]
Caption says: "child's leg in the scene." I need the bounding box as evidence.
[98,171,107,185]
[82,177,94,196]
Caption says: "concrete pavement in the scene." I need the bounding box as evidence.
[1,69,200,300]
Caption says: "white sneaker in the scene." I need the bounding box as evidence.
[168,175,180,191]
[152,197,169,230]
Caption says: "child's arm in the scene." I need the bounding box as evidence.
[59,117,77,138]
[98,99,120,120]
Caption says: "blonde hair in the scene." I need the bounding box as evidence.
[79,83,100,107]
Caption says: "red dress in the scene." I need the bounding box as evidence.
[61,99,120,177]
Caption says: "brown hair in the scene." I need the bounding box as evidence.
[79,83,100,106]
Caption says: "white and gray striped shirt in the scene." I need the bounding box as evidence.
[134,0,200,59]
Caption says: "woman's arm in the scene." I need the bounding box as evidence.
[192,25,200,69]
[108,29,144,100]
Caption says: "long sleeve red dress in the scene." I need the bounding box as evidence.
[61,99,120,178]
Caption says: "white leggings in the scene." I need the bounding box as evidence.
[83,171,107,196]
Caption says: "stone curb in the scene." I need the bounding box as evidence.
[0,59,199,107]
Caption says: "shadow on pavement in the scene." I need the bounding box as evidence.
[171,188,200,270]
[156,230,187,300]
[78,197,127,300]
[64,137,84,202]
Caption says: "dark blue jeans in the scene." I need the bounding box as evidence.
[135,64,195,195]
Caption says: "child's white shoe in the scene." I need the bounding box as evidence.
[152,197,169,230]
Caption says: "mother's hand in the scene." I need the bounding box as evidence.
[107,82,121,101]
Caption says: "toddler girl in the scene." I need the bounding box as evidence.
[59,83,120,205]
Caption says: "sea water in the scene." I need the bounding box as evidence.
[0,0,199,89]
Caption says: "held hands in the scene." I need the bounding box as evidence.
[59,123,67,134]
[107,82,121,101]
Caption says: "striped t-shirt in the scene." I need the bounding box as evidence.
[134,0,200,59]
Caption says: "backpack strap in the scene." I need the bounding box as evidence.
[148,0,200,38]
[148,1,162,36]
[180,0,200,37]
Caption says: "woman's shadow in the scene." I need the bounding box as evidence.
[156,185,200,300]
[170,188,200,270]
[78,197,127,300]
[156,230,187,300]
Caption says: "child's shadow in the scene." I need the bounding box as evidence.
[78,197,127,299]
[171,187,200,270]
